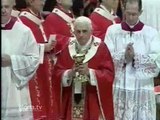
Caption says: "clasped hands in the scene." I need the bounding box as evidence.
[68,63,89,82]
[125,43,135,64]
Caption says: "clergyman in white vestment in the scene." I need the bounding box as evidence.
[1,0,40,119]
[104,0,160,119]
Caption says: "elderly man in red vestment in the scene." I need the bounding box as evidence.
[52,16,115,120]
[90,0,121,41]
[43,0,74,53]
[18,0,56,119]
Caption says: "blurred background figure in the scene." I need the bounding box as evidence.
[14,0,27,11]
[43,0,57,12]
[90,0,121,41]
[72,0,84,18]
[83,0,99,17]
[116,0,124,20]
[43,0,74,54]
[140,0,160,33]
[11,0,24,17]
[43,0,57,19]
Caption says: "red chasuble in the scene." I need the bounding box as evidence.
[90,5,121,41]
[43,6,74,53]
[52,36,115,120]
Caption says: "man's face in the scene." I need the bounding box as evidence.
[1,0,12,24]
[74,23,92,46]
[31,0,45,12]
[124,2,141,25]
[58,0,73,9]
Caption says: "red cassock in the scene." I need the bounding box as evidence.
[19,9,54,119]
[52,36,115,120]
[90,5,121,41]
[43,6,74,53]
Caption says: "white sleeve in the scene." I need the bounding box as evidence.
[38,44,45,64]
[62,69,72,87]
[134,31,160,79]
[89,69,97,86]
[104,26,126,69]
[11,29,40,88]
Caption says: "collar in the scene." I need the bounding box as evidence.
[68,36,101,63]
[127,20,139,28]
[23,8,42,19]
[99,4,114,15]
[28,8,39,16]
[1,16,17,30]
[121,20,144,32]
[55,5,74,18]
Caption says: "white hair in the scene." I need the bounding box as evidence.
[74,16,92,30]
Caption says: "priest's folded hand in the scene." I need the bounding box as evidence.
[125,43,135,64]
